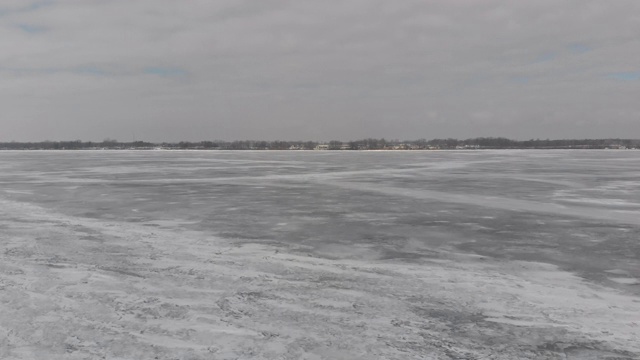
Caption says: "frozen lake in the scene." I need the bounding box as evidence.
[1,150,639,359]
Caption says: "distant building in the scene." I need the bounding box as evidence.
[314,144,329,150]
[606,145,627,150]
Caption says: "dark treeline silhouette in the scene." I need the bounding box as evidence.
[1,137,639,150]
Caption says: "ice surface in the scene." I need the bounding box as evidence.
[1,150,640,359]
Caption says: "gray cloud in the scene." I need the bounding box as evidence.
[1,0,639,141]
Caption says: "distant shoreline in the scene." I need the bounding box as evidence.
[1,138,638,151]
[1,147,638,152]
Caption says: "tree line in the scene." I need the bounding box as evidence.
[0,137,639,150]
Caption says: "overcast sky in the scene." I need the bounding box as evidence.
[1,0,639,142]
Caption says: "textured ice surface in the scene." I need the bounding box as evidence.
[1,150,640,359]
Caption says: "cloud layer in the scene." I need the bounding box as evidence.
[1,0,639,141]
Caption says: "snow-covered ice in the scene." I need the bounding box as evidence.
[1,150,639,359]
